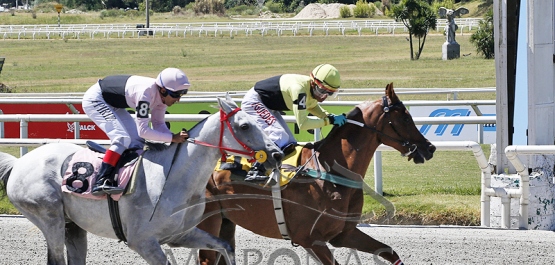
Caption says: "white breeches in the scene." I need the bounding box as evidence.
[241,88,296,149]
[82,83,144,154]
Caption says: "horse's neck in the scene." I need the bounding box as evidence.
[141,116,223,203]
[316,127,380,178]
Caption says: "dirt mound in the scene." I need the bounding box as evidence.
[294,3,383,19]
[294,3,345,19]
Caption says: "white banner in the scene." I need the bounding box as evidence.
[410,105,496,144]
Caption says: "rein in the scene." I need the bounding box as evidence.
[346,96,417,157]
[186,108,259,163]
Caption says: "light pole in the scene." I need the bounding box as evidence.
[145,0,150,29]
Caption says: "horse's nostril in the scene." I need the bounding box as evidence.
[429,145,436,153]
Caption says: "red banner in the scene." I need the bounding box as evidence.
[0,104,107,139]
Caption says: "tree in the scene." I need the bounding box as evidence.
[391,0,437,60]
[470,8,494,59]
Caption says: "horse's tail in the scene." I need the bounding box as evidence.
[0,152,17,198]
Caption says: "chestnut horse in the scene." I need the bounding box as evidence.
[198,83,436,264]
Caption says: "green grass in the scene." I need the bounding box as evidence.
[0,14,494,225]
[1,35,494,96]
[362,149,486,225]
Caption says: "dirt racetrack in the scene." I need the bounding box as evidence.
[1,215,555,264]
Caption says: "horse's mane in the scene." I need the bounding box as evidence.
[312,106,363,150]
[145,142,171,152]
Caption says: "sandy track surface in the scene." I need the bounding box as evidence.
[1,215,555,264]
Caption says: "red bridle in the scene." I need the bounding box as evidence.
[187,108,259,163]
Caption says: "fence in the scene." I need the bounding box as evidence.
[0,18,481,40]
[0,91,501,227]
[0,87,496,100]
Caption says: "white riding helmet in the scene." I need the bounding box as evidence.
[155,68,190,92]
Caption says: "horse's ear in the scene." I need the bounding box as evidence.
[386,82,400,103]
[225,92,232,101]
[217,97,229,114]
[217,96,237,114]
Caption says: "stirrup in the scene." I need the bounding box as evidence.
[245,171,269,183]
[245,165,269,182]
[91,180,124,196]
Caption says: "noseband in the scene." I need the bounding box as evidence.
[347,96,417,157]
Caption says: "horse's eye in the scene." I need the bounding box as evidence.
[240,124,249,130]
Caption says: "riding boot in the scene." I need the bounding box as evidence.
[91,162,124,196]
[281,143,296,157]
[244,162,268,183]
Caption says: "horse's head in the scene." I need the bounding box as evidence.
[360,82,435,164]
[217,97,283,170]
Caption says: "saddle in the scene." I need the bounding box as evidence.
[216,143,364,189]
[217,144,306,186]
[61,141,142,201]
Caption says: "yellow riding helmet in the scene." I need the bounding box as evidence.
[310,64,341,92]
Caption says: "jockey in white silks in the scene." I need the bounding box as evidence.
[82,67,190,195]
[241,64,347,183]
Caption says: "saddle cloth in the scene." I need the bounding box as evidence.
[62,148,139,201]
[216,145,304,186]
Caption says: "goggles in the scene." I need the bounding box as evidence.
[165,89,188,98]
[312,77,338,97]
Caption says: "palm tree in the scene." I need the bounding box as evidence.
[391,0,437,60]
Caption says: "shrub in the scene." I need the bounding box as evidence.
[368,3,376,17]
[172,6,183,15]
[374,1,382,11]
[226,4,255,16]
[432,0,455,13]
[265,0,284,13]
[185,2,195,11]
[193,0,226,16]
[99,9,124,19]
[353,0,370,18]
[339,5,352,18]
[470,8,495,59]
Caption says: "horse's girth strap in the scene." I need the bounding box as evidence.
[271,183,291,241]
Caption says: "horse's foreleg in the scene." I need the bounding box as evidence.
[168,227,235,265]
[202,218,236,265]
[219,218,236,250]
[65,222,88,265]
[127,238,169,265]
[329,228,403,264]
[197,211,224,265]
[297,241,339,265]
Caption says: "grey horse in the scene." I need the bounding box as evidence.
[0,97,283,265]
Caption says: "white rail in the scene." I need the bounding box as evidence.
[0,137,494,227]
[0,87,496,101]
[0,19,481,40]
[500,145,555,230]
[377,141,492,228]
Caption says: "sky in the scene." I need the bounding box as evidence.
[513,1,528,145]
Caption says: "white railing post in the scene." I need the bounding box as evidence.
[374,151,383,195]
[0,109,3,138]
[20,119,28,156]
